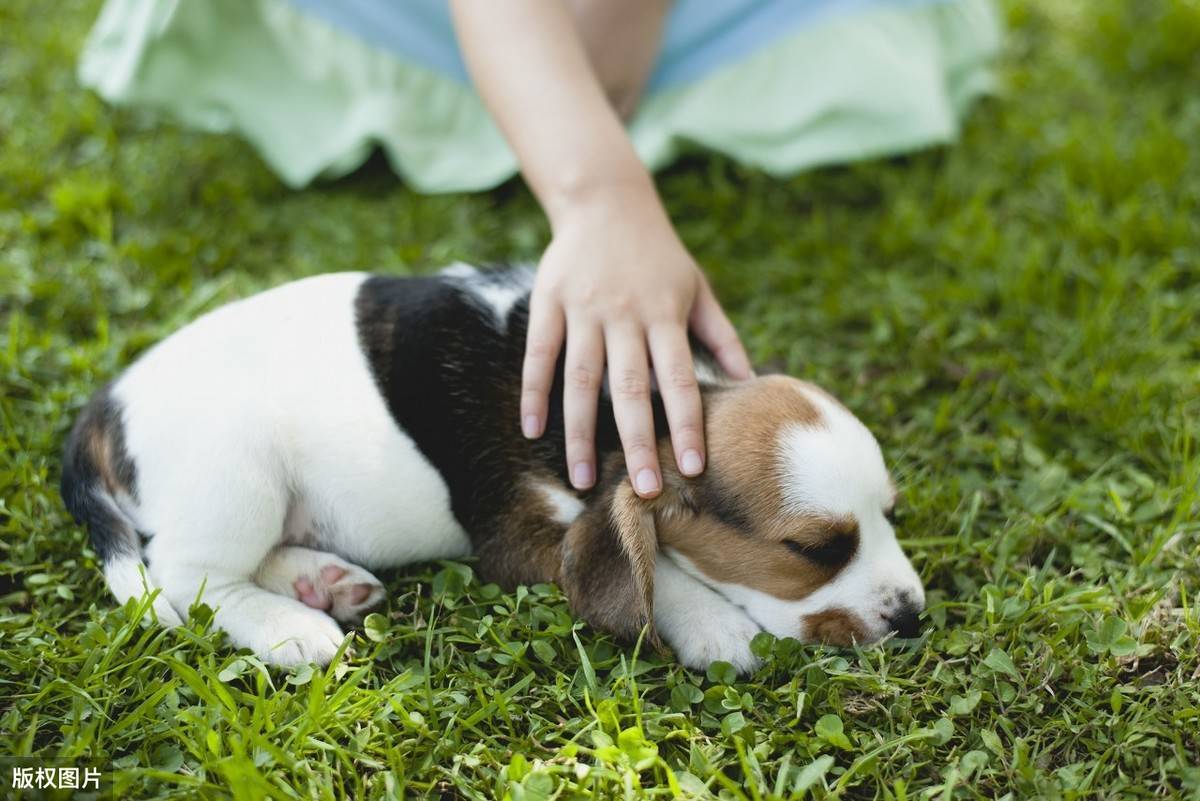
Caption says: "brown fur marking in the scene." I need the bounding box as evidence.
[552,458,663,648]
[80,397,136,498]
[702,377,827,537]
[656,514,857,601]
[801,608,870,646]
[608,481,658,625]
[653,377,861,600]
[472,476,568,589]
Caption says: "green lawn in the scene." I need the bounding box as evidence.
[3,1,1199,798]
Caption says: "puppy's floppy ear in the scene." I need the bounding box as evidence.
[560,481,662,648]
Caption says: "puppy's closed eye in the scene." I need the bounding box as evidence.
[784,534,856,568]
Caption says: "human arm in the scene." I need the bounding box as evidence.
[449,0,752,497]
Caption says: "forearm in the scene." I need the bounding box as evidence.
[452,0,751,495]
[448,0,659,229]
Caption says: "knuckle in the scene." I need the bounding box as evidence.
[652,297,686,320]
[521,384,548,400]
[670,419,703,439]
[525,334,559,361]
[623,438,657,462]
[600,290,636,313]
[663,363,699,392]
[714,340,739,357]
[565,428,594,449]
[567,364,599,392]
[613,370,650,401]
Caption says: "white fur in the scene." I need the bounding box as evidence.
[110,272,471,664]
[533,480,585,526]
[692,359,732,386]
[443,262,533,331]
[439,262,477,279]
[654,553,761,673]
[778,388,894,518]
[104,558,183,626]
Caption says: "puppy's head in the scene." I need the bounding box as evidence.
[559,374,924,650]
[661,375,925,645]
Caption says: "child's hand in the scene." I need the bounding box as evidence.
[449,0,750,497]
[520,187,752,498]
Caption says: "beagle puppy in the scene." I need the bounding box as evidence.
[61,265,924,671]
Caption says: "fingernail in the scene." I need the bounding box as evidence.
[681,449,703,476]
[522,415,540,438]
[635,468,660,495]
[572,462,594,488]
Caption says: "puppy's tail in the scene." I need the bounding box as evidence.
[60,389,183,626]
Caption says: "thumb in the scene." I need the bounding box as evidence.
[689,278,753,380]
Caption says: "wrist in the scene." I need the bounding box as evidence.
[542,169,665,233]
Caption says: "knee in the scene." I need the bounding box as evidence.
[602,78,645,122]
[565,0,669,120]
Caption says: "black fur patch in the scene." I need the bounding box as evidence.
[60,386,138,562]
[784,531,858,569]
[695,478,755,534]
[354,268,672,551]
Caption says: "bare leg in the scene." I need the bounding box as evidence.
[565,0,673,120]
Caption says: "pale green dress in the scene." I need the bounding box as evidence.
[78,0,1002,192]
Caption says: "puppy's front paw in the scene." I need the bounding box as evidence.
[255,607,346,667]
[654,554,763,674]
[671,608,762,675]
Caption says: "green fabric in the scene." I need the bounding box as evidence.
[79,0,1002,193]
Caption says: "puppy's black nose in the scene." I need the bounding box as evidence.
[886,603,924,638]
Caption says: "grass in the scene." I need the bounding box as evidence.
[2,0,1199,798]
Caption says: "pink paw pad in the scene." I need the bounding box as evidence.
[293,564,379,615]
[293,577,331,611]
[320,565,347,584]
[320,565,373,605]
